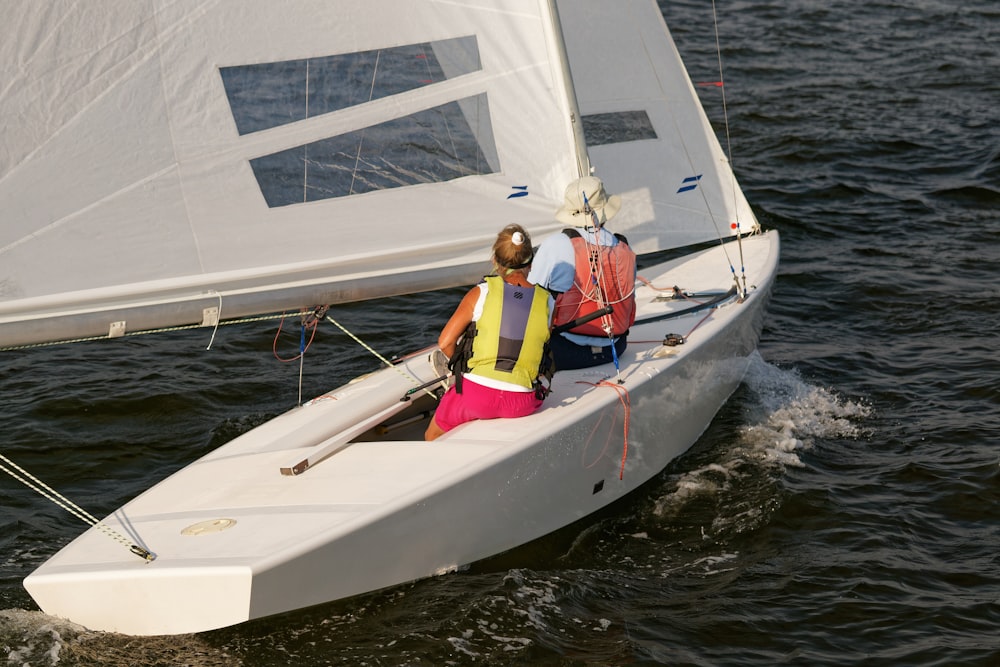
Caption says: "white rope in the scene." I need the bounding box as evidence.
[326,315,437,399]
[325,316,438,399]
[205,291,223,351]
[0,453,155,561]
[0,310,305,353]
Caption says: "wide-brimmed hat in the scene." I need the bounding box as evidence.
[554,176,622,226]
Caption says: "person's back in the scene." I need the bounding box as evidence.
[551,227,636,339]
[529,176,637,371]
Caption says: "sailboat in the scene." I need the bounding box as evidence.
[2,0,779,635]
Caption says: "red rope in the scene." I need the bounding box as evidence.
[579,380,632,479]
[685,309,716,338]
[272,313,320,363]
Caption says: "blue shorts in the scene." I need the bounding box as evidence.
[550,333,627,370]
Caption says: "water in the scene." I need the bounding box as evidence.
[3,0,999,664]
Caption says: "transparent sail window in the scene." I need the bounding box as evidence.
[582,111,658,146]
[251,94,498,207]
[221,36,481,135]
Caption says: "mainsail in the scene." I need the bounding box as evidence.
[1,0,748,348]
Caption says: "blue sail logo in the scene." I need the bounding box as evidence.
[677,174,703,193]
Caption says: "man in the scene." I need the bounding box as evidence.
[529,176,637,370]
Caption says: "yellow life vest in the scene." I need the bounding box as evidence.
[467,276,551,390]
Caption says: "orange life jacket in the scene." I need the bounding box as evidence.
[552,229,636,337]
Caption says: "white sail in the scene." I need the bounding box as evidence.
[1,0,749,349]
[558,0,756,255]
[0,1,582,347]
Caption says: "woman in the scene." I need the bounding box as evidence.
[425,224,553,441]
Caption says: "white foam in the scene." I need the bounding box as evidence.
[654,352,871,518]
[741,352,872,457]
[0,610,81,667]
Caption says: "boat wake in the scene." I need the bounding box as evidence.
[651,352,872,539]
[0,608,239,667]
[738,352,873,463]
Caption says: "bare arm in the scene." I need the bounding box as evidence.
[437,286,480,359]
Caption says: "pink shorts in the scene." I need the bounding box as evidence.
[433,377,543,433]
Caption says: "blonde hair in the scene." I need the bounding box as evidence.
[492,224,534,275]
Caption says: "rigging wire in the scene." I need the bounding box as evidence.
[303,59,310,204]
[710,0,749,298]
[298,324,306,405]
[271,312,319,406]
[347,49,381,196]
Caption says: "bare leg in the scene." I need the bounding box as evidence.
[424,416,446,441]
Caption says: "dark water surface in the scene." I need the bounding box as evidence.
[3,1,999,664]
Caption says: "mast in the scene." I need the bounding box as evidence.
[545,0,591,178]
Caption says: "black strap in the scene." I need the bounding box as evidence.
[562,227,629,245]
[551,305,613,335]
[448,322,477,394]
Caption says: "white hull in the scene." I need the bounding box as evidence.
[25,231,779,635]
